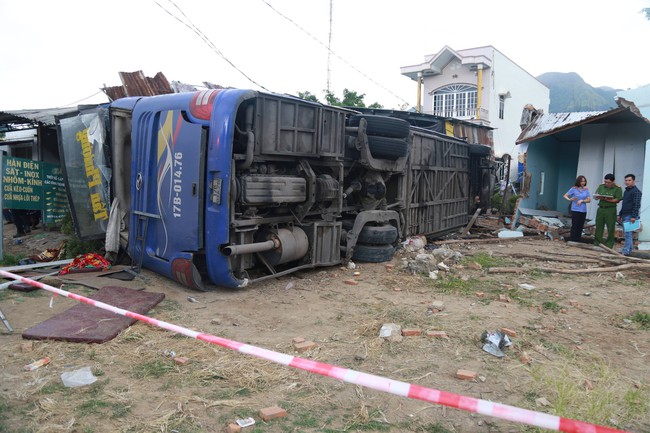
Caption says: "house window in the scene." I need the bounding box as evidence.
[498,95,505,119]
[432,84,477,118]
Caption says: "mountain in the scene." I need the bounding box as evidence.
[536,72,621,113]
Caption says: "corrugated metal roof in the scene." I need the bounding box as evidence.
[516,98,650,144]
[0,107,80,131]
[102,71,173,101]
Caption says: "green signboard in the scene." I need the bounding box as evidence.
[1,156,69,224]
[2,156,43,210]
[43,162,69,224]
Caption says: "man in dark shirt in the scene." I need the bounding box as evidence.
[617,173,642,255]
[593,173,623,248]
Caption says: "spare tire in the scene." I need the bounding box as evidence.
[349,115,410,139]
[343,221,398,245]
[367,136,409,160]
[352,244,396,263]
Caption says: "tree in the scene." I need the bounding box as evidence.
[297,91,319,102]
[298,88,383,109]
[324,88,383,109]
[644,7,650,19]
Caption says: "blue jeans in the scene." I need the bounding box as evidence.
[622,215,634,255]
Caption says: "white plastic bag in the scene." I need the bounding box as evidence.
[61,366,97,387]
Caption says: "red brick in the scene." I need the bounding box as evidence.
[401,329,422,336]
[343,279,358,286]
[259,406,288,421]
[291,337,306,344]
[173,356,191,365]
[226,423,242,433]
[500,328,516,337]
[385,264,395,271]
[475,292,485,298]
[426,330,448,339]
[497,294,511,303]
[519,352,531,364]
[293,340,317,352]
[456,369,477,380]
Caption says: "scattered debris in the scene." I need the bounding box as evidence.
[173,356,191,365]
[427,301,445,313]
[61,366,97,387]
[23,357,51,372]
[379,323,402,342]
[293,340,317,353]
[535,397,551,407]
[259,406,288,422]
[426,330,449,339]
[456,369,478,381]
[481,330,512,357]
[498,230,523,238]
[518,283,536,290]
[187,296,198,303]
[236,417,255,427]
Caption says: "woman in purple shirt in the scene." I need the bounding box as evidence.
[563,175,591,242]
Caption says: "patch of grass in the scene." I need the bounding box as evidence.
[628,311,650,329]
[528,360,649,428]
[419,423,454,433]
[291,411,319,428]
[40,382,67,395]
[76,399,111,417]
[0,289,45,302]
[0,253,26,266]
[131,359,174,379]
[433,276,474,295]
[542,301,562,313]
[464,252,511,268]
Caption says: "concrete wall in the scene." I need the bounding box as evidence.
[522,136,579,212]
[490,50,549,159]
[578,123,646,220]
[420,47,549,159]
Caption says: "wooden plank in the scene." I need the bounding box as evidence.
[461,208,481,236]
[0,259,72,273]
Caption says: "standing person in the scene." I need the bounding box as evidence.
[10,208,31,238]
[563,175,591,242]
[617,173,642,256]
[593,173,623,248]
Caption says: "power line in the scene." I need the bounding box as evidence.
[59,90,106,108]
[153,0,270,92]
[261,0,410,106]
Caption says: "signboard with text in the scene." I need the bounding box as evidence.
[1,157,70,225]
[2,157,44,210]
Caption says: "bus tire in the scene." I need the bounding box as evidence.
[367,136,409,160]
[349,115,410,139]
[343,221,398,245]
[352,244,396,263]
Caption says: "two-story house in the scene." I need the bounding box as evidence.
[400,45,550,159]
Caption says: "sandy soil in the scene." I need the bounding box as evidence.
[0,224,649,433]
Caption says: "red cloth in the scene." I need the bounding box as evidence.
[59,253,111,276]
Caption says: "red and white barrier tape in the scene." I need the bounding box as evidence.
[0,269,628,433]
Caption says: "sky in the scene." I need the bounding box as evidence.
[1,0,649,111]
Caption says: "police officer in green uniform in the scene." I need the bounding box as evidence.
[593,173,623,248]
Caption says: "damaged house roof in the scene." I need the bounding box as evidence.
[0,107,81,132]
[516,98,650,144]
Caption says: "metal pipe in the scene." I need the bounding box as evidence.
[476,65,483,120]
[416,72,423,113]
[222,239,278,256]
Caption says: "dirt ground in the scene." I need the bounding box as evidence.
[0,221,649,433]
